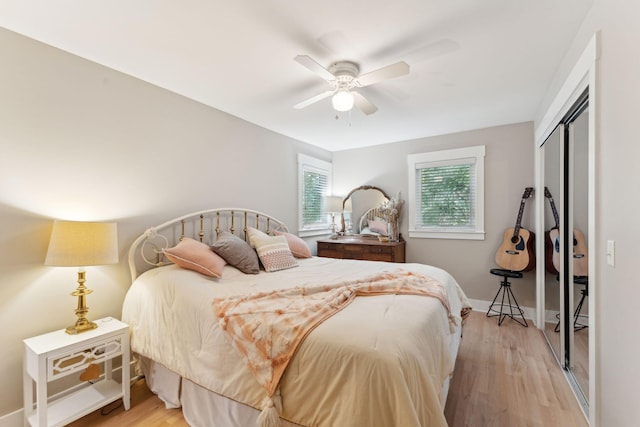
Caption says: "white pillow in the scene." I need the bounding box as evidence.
[248,228,298,272]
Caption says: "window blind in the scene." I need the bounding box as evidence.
[302,168,329,226]
[415,158,476,229]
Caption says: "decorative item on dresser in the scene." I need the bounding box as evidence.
[317,235,406,263]
[323,195,343,239]
[339,185,390,234]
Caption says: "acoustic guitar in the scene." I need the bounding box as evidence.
[495,187,536,272]
[548,226,589,277]
[544,187,560,275]
[544,187,588,276]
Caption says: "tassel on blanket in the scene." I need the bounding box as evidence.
[449,313,459,334]
[257,391,282,427]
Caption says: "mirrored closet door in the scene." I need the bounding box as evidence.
[541,90,589,409]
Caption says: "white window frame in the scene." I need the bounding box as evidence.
[298,153,332,237]
[408,145,485,240]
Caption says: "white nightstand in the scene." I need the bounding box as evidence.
[23,317,130,427]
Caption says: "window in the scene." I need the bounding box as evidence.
[298,154,332,236]
[408,146,485,240]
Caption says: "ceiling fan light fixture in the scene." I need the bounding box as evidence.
[332,90,354,112]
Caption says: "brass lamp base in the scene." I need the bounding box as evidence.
[65,269,98,335]
[66,318,98,334]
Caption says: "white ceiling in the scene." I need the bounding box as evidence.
[0,0,593,151]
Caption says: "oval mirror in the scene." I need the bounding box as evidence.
[340,185,389,233]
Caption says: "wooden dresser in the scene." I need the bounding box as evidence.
[317,236,405,263]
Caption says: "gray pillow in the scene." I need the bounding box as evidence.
[211,231,259,274]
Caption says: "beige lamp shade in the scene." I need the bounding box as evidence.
[45,221,119,267]
[323,196,344,214]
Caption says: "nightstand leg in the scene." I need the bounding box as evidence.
[23,372,32,426]
[122,337,130,410]
[36,370,47,427]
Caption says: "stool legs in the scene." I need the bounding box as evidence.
[573,286,588,331]
[486,276,528,327]
[554,284,588,332]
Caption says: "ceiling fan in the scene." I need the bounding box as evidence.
[293,55,410,115]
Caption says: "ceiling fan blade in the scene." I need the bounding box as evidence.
[294,55,335,81]
[355,61,410,87]
[352,91,378,115]
[294,90,334,109]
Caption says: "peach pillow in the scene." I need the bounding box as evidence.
[274,230,311,258]
[368,219,388,236]
[163,237,226,278]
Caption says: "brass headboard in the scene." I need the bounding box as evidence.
[127,208,288,282]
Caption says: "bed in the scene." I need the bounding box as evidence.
[122,208,471,427]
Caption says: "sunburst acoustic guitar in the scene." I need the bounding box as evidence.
[544,187,588,276]
[495,187,536,272]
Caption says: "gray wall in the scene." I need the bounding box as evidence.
[333,122,535,306]
[0,28,330,417]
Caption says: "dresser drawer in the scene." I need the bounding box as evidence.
[369,245,392,254]
[317,238,405,263]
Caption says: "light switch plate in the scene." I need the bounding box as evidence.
[607,240,615,267]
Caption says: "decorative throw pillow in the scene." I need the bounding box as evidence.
[163,237,226,278]
[211,231,260,274]
[368,219,389,236]
[250,233,298,272]
[274,230,311,258]
[246,226,269,248]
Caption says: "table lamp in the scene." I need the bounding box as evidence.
[45,220,119,334]
[323,196,343,238]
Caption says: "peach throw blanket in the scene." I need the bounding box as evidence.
[213,270,453,427]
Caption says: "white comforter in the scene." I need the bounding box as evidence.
[122,257,470,427]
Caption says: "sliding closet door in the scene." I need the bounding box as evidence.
[541,92,589,411]
[542,125,563,363]
[569,107,589,401]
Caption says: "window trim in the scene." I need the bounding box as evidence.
[407,145,485,240]
[298,154,332,237]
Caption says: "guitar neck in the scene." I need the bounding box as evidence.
[512,199,527,239]
[544,187,560,228]
[511,187,533,241]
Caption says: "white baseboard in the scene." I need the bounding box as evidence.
[0,410,21,427]
[469,298,547,328]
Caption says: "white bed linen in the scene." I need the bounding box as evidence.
[122,257,469,427]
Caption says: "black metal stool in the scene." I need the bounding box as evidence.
[573,276,589,331]
[486,268,528,327]
[555,275,589,332]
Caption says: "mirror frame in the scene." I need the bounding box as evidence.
[340,185,390,233]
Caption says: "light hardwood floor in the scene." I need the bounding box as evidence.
[68,311,587,427]
[445,311,588,427]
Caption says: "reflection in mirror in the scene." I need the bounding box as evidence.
[542,125,562,366]
[340,185,389,234]
[571,107,589,401]
[541,99,589,410]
